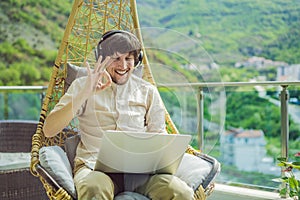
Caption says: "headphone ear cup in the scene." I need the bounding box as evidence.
[135,50,143,67]
[139,50,143,62]
[94,47,99,61]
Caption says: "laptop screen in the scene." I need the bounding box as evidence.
[94,131,191,174]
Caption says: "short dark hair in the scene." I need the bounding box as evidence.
[96,31,142,65]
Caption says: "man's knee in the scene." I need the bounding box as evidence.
[145,174,194,200]
[159,175,193,199]
[75,169,114,199]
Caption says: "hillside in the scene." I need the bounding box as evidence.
[1,0,300,85]
[0,0,71,49]
[0,0,72,86]
[136,0,300,66]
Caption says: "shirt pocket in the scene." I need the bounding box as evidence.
[126,100,147,127]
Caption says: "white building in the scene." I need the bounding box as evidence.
[277,64,300,81]
[235,56,287,69]
[220,128,279,175]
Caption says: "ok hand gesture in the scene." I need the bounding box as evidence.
[84,56,113,96]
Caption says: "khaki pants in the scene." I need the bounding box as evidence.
[74,165,194,200]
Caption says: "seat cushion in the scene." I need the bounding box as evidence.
[64,133,81,169]
[114,192,150,200]
[175,153,212,190]
[39,146,77,199]
[65,63,88,92]
[40,145,150,199]
[45,138,214,199]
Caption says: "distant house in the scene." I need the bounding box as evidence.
[277,64,300,81]
[235,56,288,69]
[220,127,279,174]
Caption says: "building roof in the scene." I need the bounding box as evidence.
[225,128,263,138]
[235,130,263,138]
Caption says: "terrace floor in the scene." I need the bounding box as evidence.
[208,184,289,200]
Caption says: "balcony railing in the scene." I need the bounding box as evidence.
[157,81,300,159]
[0,86,47,120]
[157,80,300,199]
[1,81,300,199]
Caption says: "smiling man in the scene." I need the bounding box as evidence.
[107,52,135,84]
[43,30,194,200]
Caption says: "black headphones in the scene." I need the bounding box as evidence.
[95,30,143,68]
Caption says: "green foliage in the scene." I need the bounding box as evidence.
[226,90,297,140]
[220,164,279,188]
[0,68,21,86]
[159,87,180,116]
[0,38,56,86]
[40,67,52,83]
[262,21,300,64]
[226,91,282,138]
[138,0,300,64]
[0,0,69,86]
[0,0,71,43]
[0,41,21,64]
[273,153,300,199]
[0,92,41,120]
[12,63,41,85]
[266,137,300,163]
[220,67,259,82]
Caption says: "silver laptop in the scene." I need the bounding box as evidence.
[94,130,191,174]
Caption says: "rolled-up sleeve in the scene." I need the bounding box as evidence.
[51,77,87,116]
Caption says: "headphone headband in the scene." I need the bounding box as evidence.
[95,30,143,68]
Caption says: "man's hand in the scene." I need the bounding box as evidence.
[84,56,113,96]
[43,56,113,138]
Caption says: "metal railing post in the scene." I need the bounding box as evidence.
[4,92,8,120]
[197,87,204,152]
[280,85,289,159]
[280,85,289,198]
[40,91,46,109]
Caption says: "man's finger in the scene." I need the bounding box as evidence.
[85,61,91,75]
[98,56,113,73]
[95,55,103,73]
[99,71,112,89]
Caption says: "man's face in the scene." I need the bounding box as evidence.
[106,52,135,85]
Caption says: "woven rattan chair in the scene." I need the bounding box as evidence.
[30,0,220,199]
[0,120,48,200]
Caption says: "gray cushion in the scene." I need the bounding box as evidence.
[39,146,77,199]
[175,153,212,190]
[41,143,150,200]
[64,134,81,169]
[65,63,88,92]
[115,192,150,200]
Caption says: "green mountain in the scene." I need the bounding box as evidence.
[136,0,300,65]
[0,0,72,85]
[1,0,300,85]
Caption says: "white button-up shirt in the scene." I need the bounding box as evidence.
[52,74,166,168]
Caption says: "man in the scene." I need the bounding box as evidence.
[43,30,194,199]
